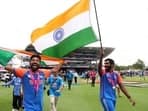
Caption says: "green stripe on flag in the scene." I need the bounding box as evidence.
[42,27,98,58]
[0,49,15,66]
[40,61,47,67]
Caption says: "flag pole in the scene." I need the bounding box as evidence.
[92,0,104,72]
[92,0,103,50]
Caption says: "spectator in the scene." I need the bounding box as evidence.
[73,70,79,84]
[66,70,73,90]
[89,69,96,87]
[47,72,64,111]
[5,76,23,111]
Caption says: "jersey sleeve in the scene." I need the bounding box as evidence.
[6,78,14,85]
[14,68,27,78]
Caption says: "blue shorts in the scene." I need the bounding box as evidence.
[49,89,60,97]
[100,98,116,111]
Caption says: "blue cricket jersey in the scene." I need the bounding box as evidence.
[100,72,119,101]
[47,74,63,97]
[15,69,47,111]
[6,76,22,96]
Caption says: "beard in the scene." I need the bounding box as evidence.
[30,63,40,72]
[104,66,112,72]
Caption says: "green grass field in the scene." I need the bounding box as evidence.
[0,77,148,111]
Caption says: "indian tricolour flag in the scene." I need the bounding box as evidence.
[31,0,98,58]
[0,47,63,67]
[0,47,16,66]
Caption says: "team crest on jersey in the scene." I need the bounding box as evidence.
[53,28,64,42]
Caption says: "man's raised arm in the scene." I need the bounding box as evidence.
[98,48,104,77]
